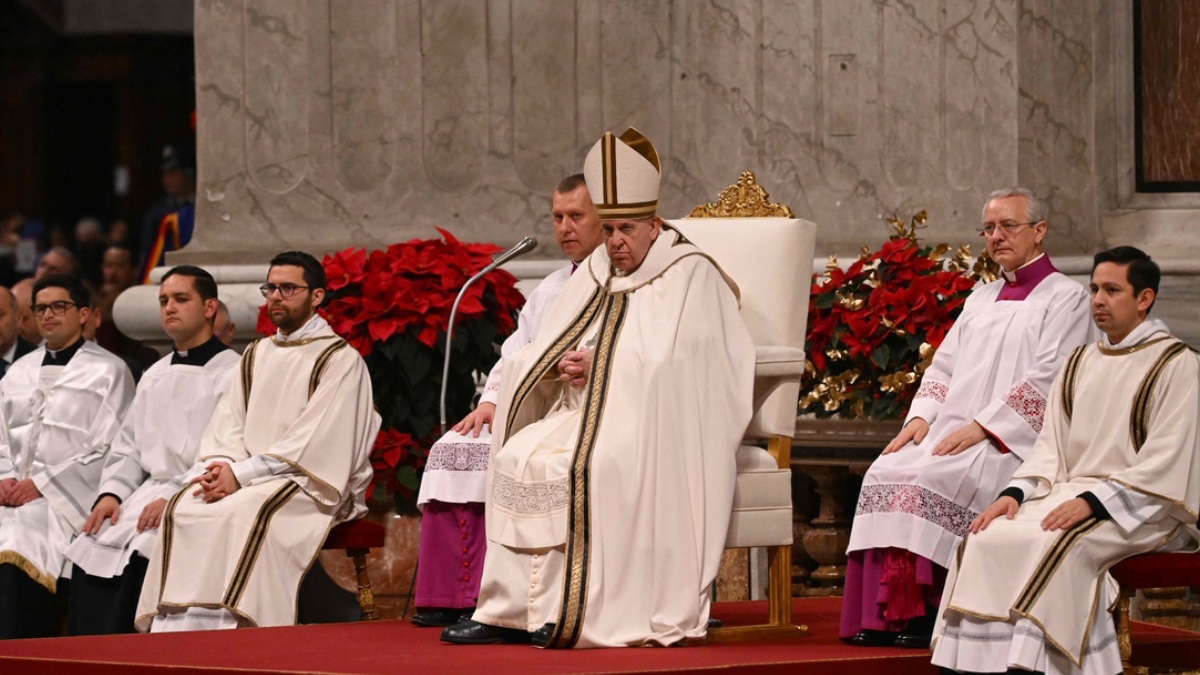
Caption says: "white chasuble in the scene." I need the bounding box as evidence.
[932,320,1200,675]
[64,345,239,578]
[135,319,379,631]
[0,342,135,591]
[418,264,572,508]
[477,228,756,648]
[848,271,1096,567]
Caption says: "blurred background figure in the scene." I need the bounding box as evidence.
[0,286,36,378]
[213,300,236,346]
[140,145,196,281]
[10,279,40,346]
[35,246,79,279]
[75,217,107,284]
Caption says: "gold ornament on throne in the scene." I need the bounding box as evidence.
[688,170,795,218]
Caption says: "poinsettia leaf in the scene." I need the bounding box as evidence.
[870,343,891,369]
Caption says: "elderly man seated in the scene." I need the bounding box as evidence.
[841,188,1098,648]
[441,129,755,648]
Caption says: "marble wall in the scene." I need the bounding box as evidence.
[180,0,1091,262]
[163,0,1200,338]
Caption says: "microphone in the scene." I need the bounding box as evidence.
[439,237,538,434]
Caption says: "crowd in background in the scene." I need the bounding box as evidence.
[0,144,200,378]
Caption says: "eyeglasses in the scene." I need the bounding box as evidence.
[978,220,1038,238]
[32,300,77,316]
[259,283,310,299]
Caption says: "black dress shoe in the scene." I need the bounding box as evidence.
[531,623,555,647]
[892,629,932,649]
[412,607,474,628]
[707,617,723,629]
[844,629,897,647]
[441,619,531,645]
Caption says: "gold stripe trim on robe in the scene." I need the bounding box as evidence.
[1061,344,1088,421]
[223,481,302,607]
[1130,341,1189,451]
[1014,516,1104,613]
[156,482,196,599]
[546,289,630,649]
[240,339,263,407]
[503,287,606,444]
[308,340,350,398]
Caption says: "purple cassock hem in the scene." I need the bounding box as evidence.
[839,548,948,637]
[414,501,487,609]
[996,254,1058,302]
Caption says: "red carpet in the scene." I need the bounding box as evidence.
[0,597,1196,675]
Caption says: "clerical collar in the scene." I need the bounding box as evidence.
[996,254,1056,302]
[2,341,15,366]
[172,336,231,366]
[275,313,331,343]
[42,337,85,367]
[1100,317,1171,354]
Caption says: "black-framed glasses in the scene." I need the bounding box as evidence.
[32,300,77,316]
[978,220,1038,237]
[259,283,310,299]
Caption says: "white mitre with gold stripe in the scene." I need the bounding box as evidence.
[583,128,661,220]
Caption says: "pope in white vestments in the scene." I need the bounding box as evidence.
[412,175,605,628]
[842,189,1098,647]
[0,275,135,638]
[442,129,755,648]
[933,247,1200,675]
[136,252,380,632]
[64,266,239,635]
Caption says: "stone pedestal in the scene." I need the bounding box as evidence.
[790,417,900,597]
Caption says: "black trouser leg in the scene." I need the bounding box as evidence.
[68,557,149,636]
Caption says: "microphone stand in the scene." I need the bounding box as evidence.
[439,237,537,435]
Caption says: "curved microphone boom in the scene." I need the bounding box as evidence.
[439,237,538,434]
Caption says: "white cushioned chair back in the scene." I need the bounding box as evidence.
[667,218,816,350]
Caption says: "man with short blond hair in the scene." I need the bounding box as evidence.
[412,174,605,628]
[0,275,134,638]
[64,265,239,635]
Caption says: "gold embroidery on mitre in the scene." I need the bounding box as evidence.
[618,127,661,172]
[688,170,795,218]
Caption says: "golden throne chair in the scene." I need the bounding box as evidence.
[670,171,816,640]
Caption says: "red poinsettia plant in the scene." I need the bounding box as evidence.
[800,211,998,420]
[258,229,525,511]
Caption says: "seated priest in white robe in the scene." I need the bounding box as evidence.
[441,128,755,648]
[135,251,380,632]
[842,188,1099,648]
[932,246,1200,675]
[412,174,605,628]
[0,275,135,638]
[64,266,239,635]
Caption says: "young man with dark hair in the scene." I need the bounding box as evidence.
[0,274,135,638]
[136,251,380,632]
[64,265,239,635]
[932,246,1199,675]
